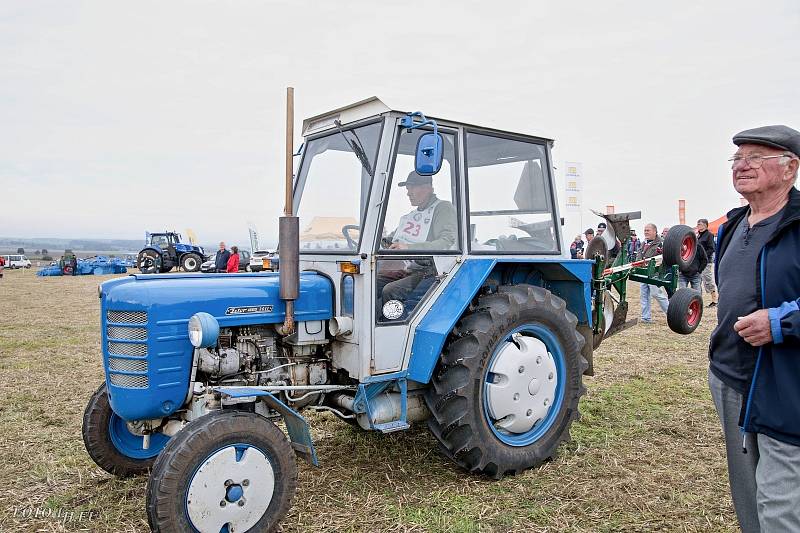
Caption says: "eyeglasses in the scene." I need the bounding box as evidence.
[728,154,791,169]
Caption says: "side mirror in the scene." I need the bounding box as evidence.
[415,132,444,176]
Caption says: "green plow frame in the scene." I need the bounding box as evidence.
[588,211,679,348]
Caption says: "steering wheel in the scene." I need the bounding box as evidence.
[342,225,360,249]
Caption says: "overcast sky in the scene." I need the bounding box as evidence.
[2,0,799,247]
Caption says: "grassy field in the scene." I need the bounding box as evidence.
[0,268,737,532]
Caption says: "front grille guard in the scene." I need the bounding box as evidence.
[105,310,149,389]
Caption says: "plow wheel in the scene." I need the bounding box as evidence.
[663,225,697,270]
[425,284,587,479]
[667,288,703,334]
[584,237,608,263]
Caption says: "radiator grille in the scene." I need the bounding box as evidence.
[109,373,149,389]
[108,357,148,372]
[107,326,147,341]
[107,310,147,324]
[107,341,147,357]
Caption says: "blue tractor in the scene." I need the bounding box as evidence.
[137,231,205,273]
[82,97,702,532]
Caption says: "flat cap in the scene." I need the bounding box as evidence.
[597,222,607,229]
[733,125,800,157]
[584,228,594,235]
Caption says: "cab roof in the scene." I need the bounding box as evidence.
[301,96,554,144]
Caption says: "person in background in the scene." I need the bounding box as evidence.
[679,244,708,290]
[215,241,231,273]
[226,246,240,273]
[627,229,641,258]
[584,228,594,243]
[596,222,607,236]
[570,235,584,259]
[709,125,800,532]
[0,254,4,278]
[696,218,718,307]
[661,226,671,240]
[637,223,669,323]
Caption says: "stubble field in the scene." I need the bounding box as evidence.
[0,268,736,532]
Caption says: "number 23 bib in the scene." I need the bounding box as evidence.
[395,200,441,245]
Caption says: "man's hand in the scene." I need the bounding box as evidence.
[389,242,407,250]
[734,309,773,346]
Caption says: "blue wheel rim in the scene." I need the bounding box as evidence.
[108,413,169,459]
[482,324,567,447]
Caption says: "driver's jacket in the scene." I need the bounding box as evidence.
[712,187,800,446]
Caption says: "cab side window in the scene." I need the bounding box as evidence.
[466,132,559,253]
[379,129,459,253]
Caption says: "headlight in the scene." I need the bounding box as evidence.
[188,312,219,348]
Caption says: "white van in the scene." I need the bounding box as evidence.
[2,255,32,269]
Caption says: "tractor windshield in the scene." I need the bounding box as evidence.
[295,121,382,252]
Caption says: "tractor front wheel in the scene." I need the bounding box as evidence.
[82,384,169,477]
[138,250,162,274]
[425,284,587,479]
[180,253,202,272]
[146,410,297,533]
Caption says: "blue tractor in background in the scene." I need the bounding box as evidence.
[137,231,205,273]
[82,97,703,532]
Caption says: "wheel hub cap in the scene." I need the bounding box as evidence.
[187,445,274,532]
[225,484,244,503]
[486,334,557,434]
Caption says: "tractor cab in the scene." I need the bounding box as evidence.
[292,97,564,379]
[148,232,179,251]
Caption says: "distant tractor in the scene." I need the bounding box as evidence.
[137,232,205,274]
[84,97,703,532]
[60,250,78,275]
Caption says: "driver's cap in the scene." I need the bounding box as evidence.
[397,171,433,187]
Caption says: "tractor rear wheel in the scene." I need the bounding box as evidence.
[425,284,587,479]
[667,287,703,334]
[663,225,697,270]
[138,250,162,274]
[82,383,169,477]
[146,410,297,533]
[180,253,202,272]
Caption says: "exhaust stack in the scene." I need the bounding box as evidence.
[280,87,299,334]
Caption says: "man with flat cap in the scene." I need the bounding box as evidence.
[709,125,800,532]
[377,171,457,312]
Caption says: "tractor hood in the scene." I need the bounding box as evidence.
[101,272,333,326]
[99,272,333,421]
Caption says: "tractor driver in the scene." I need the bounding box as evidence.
[377,171,457,315]
[385,171,457,252]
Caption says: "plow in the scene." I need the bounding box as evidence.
[587,210,703,353]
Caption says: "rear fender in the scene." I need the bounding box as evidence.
[406,258,592,384]
[139,246,164,257]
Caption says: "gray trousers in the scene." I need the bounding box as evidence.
[701,262,717,294]
[709,369,800,532]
